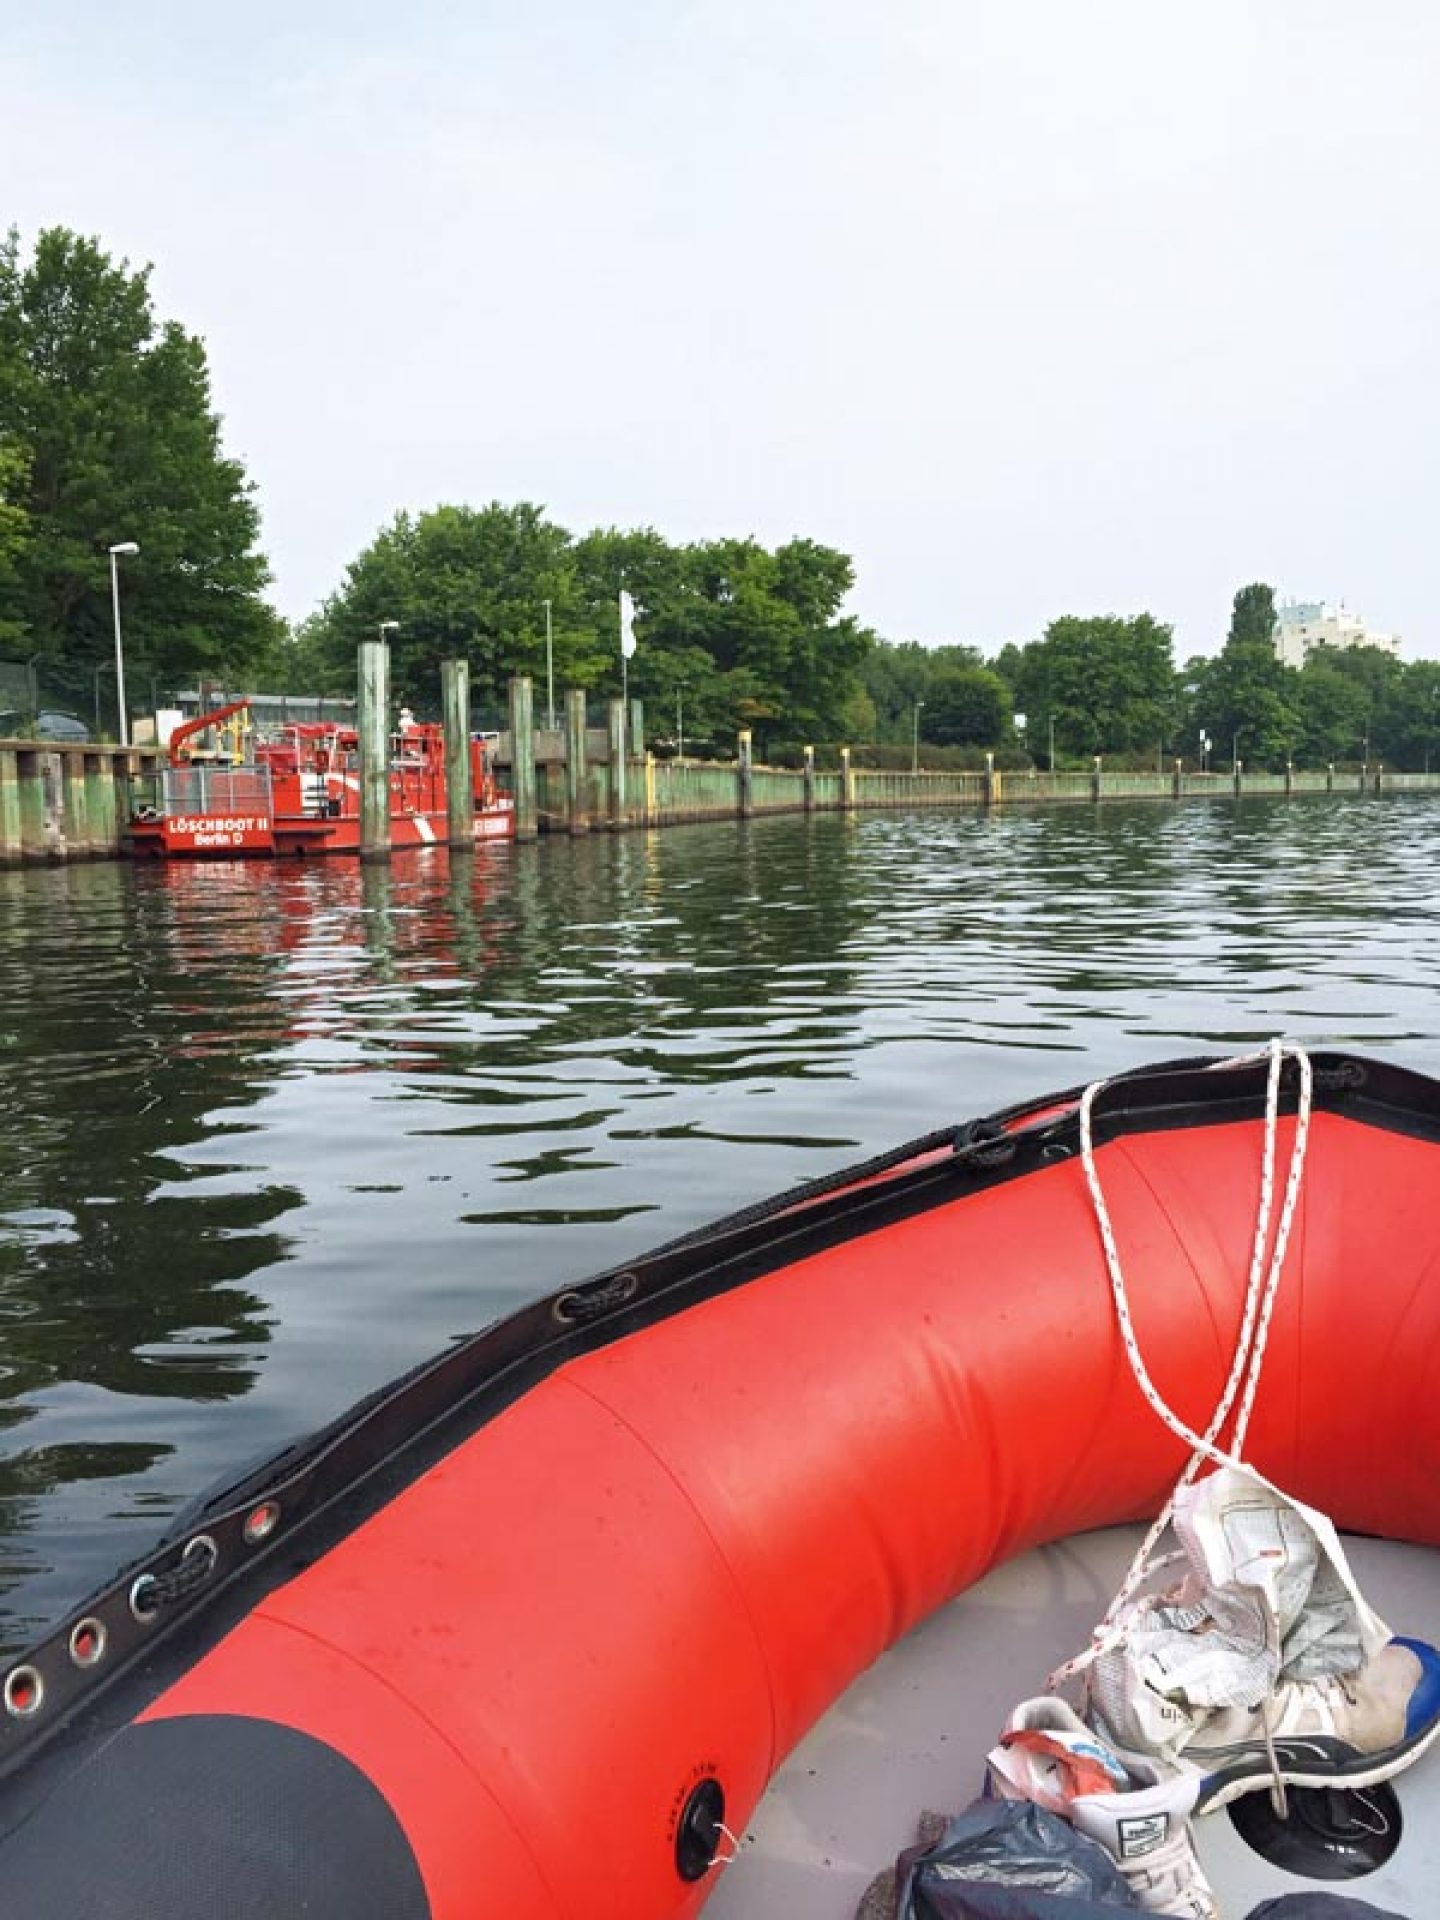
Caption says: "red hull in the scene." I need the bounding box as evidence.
[129,802,515,858]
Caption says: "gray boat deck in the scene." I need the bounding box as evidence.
[704,1527,1440,1920]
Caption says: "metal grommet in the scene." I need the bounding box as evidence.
[184,1533,219,1575]
[4,1665,44,1718]
[1042,1141,1072,1161]
[243,1501,281,1546]
[129,1574,160,1623]
[68,1618,107,1669]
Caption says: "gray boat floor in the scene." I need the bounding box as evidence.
[703,1526,1440,1920]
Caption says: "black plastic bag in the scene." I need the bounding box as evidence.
[896,1798,1140,1919]
[1246,1896,1409,1919]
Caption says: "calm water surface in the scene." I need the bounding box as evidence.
[1,794,1438,1650]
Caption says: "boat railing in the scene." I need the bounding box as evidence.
[131,765,277,822]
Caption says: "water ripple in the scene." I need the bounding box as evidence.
[0,795,1438,1645]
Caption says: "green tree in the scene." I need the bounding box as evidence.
[924,663,1011,746]
[573,526,868,743]
[1190,640,1300,768]
[860,640,990,746]
[574,524,692,697]
[990,641,1026,692]
[1293,660,1369,767]
[1382,659,1440,771]
[0,439,29,648]
[1297,640,1404,766]
[253,613,353,698]
[1228,583,1278,650]
[313,501,582,709]
[633,642,731,750]
[311,509,872,745]
[0,227,278,687]
[1014,614,1176,757]
[860,640,932,744]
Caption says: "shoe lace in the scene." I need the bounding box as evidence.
[1286,1668,1360,1711]
[1260,1695,1288,1819]
[1259,1667,1361,1818]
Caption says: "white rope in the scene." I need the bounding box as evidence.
[1049,1039,1314,1688]
[705,1821,742,1871]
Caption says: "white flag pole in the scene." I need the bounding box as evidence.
[618,588,638,811]
[619,586,638,744]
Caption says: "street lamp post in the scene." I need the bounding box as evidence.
[107,541,139,746]
[912,699,924,775]
[1199,729,1210,774]
[542,599,555,731]
[1048,713,1056,772]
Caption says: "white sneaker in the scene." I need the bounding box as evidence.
[987,1696,1219,1919]
[1091,1635,1440,1811]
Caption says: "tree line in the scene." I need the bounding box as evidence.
[291,509,874,750]
[3,226,1436,770]
[864,590,1440,773]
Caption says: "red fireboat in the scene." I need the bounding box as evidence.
[127,700,514,857]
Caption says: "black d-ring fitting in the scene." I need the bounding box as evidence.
[675,1777,726,1881]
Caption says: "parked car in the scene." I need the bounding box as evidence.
[37,711,90,741]
[0,710,91,742]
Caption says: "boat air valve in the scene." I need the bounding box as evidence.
[1228,1780,1401,1879]
[675,1777,727,1881]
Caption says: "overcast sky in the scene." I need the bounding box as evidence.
[5,1,1438,657]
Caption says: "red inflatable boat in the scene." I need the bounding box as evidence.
[3,1050,1439,1917]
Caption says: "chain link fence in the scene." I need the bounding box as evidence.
[0,656,117,738]
[0,664,364,743]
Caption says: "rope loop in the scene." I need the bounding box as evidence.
[129,1534,220,1623]
[1049,1039,1314,1689]
[705,1822,742,1871]
[956,1119,1018,1171]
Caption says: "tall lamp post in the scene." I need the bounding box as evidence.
[542,598,556,731]
[912,699,924,774]
[1048,712,1056,772]
[108,541,139,746]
